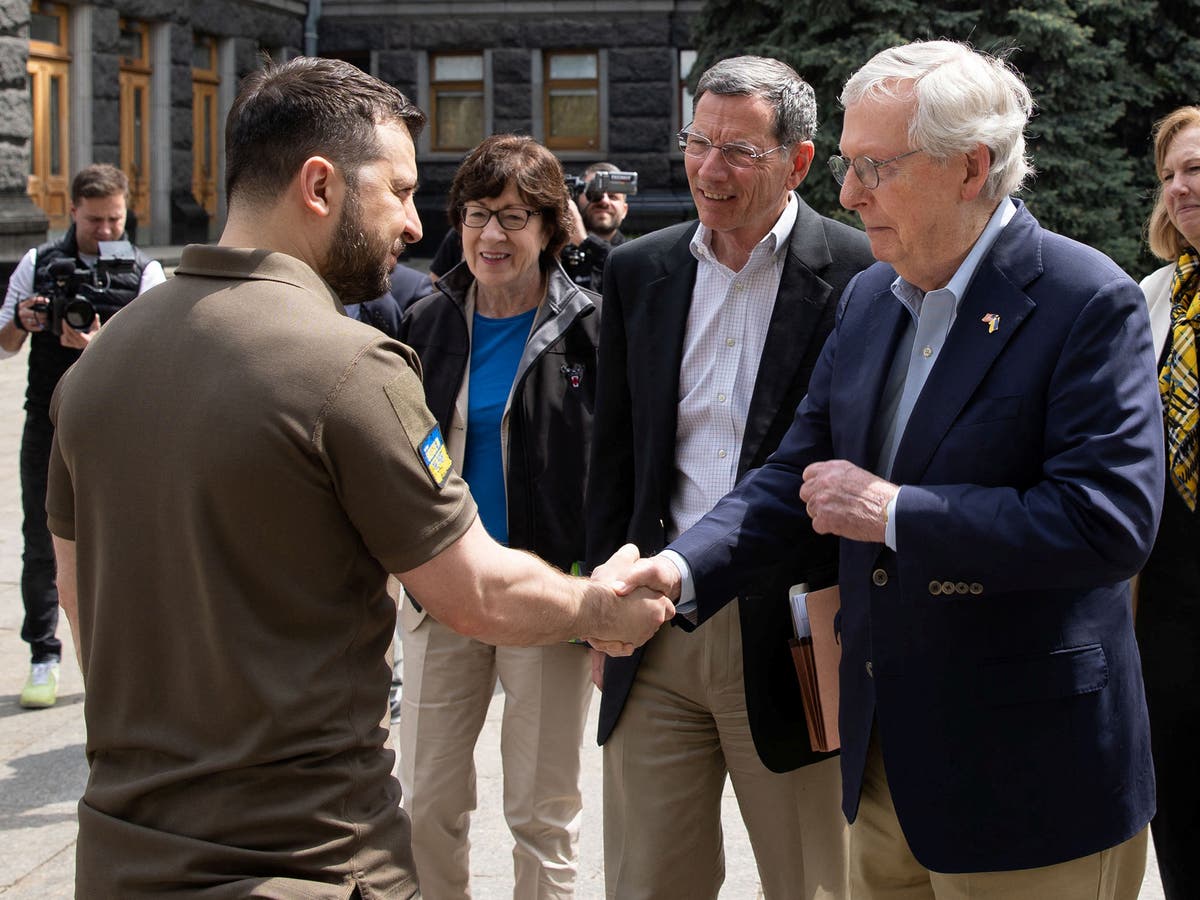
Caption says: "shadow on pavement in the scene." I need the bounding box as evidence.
[0,743,87,825]
[0,692,84,719]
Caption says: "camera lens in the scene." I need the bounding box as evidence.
[65,299,96,331]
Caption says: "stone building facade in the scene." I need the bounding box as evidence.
[0,0,700,279]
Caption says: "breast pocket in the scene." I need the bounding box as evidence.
[955,394,1023,428]
[978,643,1108,707]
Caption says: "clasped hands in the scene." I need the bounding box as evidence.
[583,544,682,664]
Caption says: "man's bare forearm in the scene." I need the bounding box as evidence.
[397,517,672,649]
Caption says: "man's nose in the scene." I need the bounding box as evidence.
[403,204,423,245]
[697,147,730,179]
[839,170,866,210]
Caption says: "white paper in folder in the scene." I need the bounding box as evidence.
[789,583,812,638]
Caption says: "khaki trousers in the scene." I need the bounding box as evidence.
[398,613,594,900]
[603,601,849,900]
[851,734,1148,900]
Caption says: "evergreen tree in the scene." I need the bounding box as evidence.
[689,0,1200,275]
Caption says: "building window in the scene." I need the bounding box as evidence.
[28,0,72,228]
[543,51,598,151]
[192,35,219,218]
[679,49,698,128]
[119,19,152,229]
[430,53,484,152]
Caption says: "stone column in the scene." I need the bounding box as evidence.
[0,0,48,287]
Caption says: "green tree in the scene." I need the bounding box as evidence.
[689,0,1200,275]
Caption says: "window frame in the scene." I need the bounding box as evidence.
[542,50,600,152]
[429,52,485,153]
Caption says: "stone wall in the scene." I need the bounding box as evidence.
[0,0,46,283]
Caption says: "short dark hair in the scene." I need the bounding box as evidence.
[447,134,574,270]
[225,56,426,206]
[72,164,129,204]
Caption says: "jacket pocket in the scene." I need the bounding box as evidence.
[978,643,1108,706]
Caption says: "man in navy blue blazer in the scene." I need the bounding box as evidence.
[594,40,1163,898]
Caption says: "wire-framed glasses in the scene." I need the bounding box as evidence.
[460,206,542,231]
[828,150,923,189]
[677,130,789,168]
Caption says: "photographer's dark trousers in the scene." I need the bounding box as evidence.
[19,407,61,664]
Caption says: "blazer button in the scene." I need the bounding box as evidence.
[955,582,969,595]
[865,660,874,678]
[941,581,956,595]
[872,568,888,586]
[929,580,942,595]
[969,583,983,595]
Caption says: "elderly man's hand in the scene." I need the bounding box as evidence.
[800,459,899,543]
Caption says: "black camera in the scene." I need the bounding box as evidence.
[564,170,638,201]
[33,241,137,336]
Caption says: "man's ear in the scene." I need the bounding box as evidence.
[786,140,816,190]
[961,143,991,201]
[298,156,338,218]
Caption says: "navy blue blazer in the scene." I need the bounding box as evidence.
[670,203,1164,873]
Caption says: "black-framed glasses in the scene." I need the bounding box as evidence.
[460,206,542,231]
[828,149,923,189]
[677,129,789,169]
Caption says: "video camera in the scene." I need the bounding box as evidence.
[564,170,639,202]
[34,240,137,336]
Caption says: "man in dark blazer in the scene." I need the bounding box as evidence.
[585,56,872,899]
[605,41,1162,899]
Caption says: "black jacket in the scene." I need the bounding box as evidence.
[400,261,599,569]
[585,196,874,772]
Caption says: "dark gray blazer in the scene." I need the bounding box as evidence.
[585,194,873,772]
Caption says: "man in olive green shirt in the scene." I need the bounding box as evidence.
[46,57,671,899]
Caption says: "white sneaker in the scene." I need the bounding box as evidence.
[19,661,60,709]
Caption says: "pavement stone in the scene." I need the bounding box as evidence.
[0,284,1168,899]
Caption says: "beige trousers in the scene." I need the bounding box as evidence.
[850,734,1148,900]
[398,612,594,900]
[603,601,849,900]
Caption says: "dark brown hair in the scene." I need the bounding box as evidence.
[447,134,574,270]
[71,164,129,204]
[225,56,426,206]
[1147,106,1200,260]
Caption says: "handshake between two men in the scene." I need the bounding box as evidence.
[582,459,899,678]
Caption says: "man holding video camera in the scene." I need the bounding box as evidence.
[0,163,164,709]
[562,161,633,291]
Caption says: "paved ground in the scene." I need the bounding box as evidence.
[0,276,1168,898]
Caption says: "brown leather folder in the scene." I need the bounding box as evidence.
[788,585,841,753]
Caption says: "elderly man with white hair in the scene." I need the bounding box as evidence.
[607,40,1163,899]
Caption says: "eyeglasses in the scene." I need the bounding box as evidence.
[677,130,789,168]
[828,150,923,189]
[460,206,542,231]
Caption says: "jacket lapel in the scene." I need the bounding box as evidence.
[841,286,910,468]
[645,225,699,509]
[889,205,1042,485]
[739,197,834,476]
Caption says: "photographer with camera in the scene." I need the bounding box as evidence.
[0,163,164,709]
[561,161,634,291]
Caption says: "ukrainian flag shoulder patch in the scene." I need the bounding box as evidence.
[419,424,453,489]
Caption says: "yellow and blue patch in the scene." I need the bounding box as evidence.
[419,424,453,489]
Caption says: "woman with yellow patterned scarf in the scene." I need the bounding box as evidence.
[1137,105,1200,900]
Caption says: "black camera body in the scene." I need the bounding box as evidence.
[564,170,638,201]
[34,240,137,336]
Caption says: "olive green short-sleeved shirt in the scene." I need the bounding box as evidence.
[47,246,475,898]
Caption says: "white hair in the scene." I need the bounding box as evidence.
[840,40,1034,199]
